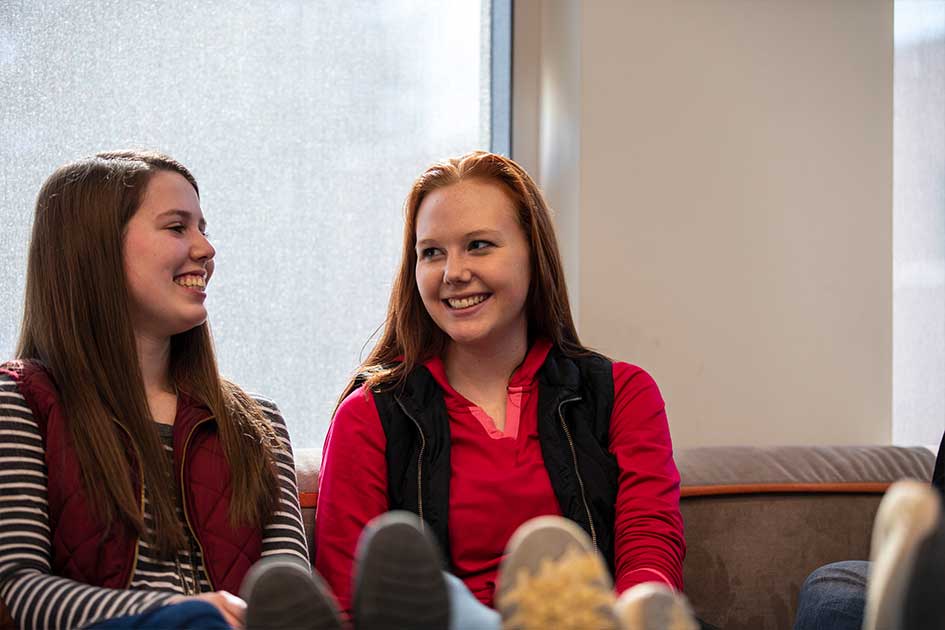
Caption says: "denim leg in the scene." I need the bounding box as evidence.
[793,560,868,630]
[444,573,501,630]
[87,600,229,629]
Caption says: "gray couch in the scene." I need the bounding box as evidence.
[296,444,934,630]
[0,445,932,630]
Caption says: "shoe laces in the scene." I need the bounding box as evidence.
[500,547,616,630]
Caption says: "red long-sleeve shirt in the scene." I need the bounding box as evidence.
[314,340,685,613]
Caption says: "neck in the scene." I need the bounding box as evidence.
[135,332,174,397]
[443,332,529,391]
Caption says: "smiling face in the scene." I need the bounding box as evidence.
[414,177,531,353]
[122,170,215,341]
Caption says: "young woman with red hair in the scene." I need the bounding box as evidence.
[315,151,699,629]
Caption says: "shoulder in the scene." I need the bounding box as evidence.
[0,371,29,404]
[0,359,55,392]
[609,362,666,421]
[249,393,282,417]
[242,393,291,440]
[0,372,42,437]
[0,359,31,379]
[322,385,386,460]
[334,385,379,423]
[0,371,20,390]
[238,394,305,461]
[611,361,660,390]
[330,386,385,442]
[0,361,58,422]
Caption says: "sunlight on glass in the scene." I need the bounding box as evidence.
[892,0,945,445]
[0,1,493,447]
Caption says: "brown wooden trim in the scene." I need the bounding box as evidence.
[680,481,891,498]
[301,482,891,505]
[299,491,319,509]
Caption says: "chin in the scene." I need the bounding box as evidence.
[172,313,208,336]
[444,328,491,347]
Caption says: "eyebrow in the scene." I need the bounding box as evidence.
[155,209,207,230]
[416,229,502,249]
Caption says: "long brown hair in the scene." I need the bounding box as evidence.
[339,151,586,404]
[17,150,279,556]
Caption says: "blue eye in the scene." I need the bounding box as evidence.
[420,247,441,259]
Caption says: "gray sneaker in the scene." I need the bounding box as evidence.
[240,556,343,630]
[614,582,698,630]
[352,511,450,630]
[496,515,619,630]
[862,479,941,630]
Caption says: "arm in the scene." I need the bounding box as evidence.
[608,364,686,594]
[313,387,389,614]
[254,398,312,565]
[0,375,175,630]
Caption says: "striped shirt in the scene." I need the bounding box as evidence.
[0,374,310,629]
[126,422,213,595]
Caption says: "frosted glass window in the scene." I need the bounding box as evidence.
[0,1,503,447]
[893,0,945,446]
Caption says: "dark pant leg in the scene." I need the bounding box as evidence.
[793,560,869,630]
[87,600,229,629]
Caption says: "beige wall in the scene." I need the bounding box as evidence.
[515,1,893,448]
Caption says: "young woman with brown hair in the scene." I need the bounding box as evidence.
[315,151,699,629]
[0,151,341,629]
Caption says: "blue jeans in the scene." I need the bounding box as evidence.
[87,600,229,629]
[87,577,498,630]
[793,560,868,630]
[445,572,501,630]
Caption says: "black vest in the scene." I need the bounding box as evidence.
[370,346,619,574]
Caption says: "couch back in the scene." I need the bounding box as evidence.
[677,445,934,630]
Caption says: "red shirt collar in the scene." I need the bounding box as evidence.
[422,338,553,395]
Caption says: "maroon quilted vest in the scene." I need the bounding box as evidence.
[0,360,263,593]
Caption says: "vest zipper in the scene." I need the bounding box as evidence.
[113,421,146,589]
[558,395,598,550]
[394,397,427,531]
[179,415,215,589]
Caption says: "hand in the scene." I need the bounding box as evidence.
[167,591,247,628]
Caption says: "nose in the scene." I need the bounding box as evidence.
[443,254,471,285]
[191,232,215,263]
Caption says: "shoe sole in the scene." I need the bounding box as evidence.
[353,511,450,630]
[863,479,941,630]
[614,582,698,630]
[240,557,343,630]
[497,516,618,630]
